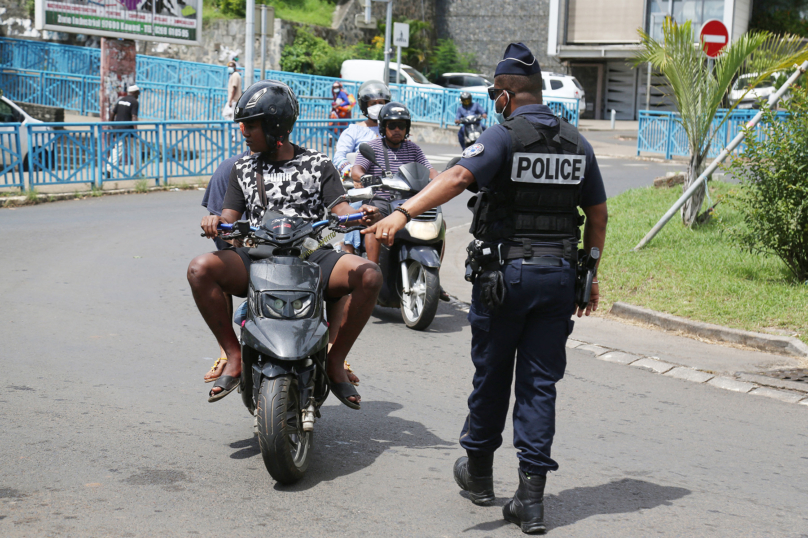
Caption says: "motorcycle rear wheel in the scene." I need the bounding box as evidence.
[256,375,311,484]
[400,261,440,330]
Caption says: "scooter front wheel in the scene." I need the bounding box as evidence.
[256,374,311,484]
[400,261,440,330]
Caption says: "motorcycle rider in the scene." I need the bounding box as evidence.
[455,91,487,149]
[188,80,382,409]
[350,102,437,266]
[333,80,391,254]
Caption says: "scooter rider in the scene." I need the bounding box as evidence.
[188,80,383,409]
[363,43,608,533]
[351,102,437,266]
[455,91,487,149]
[333,80,392,254]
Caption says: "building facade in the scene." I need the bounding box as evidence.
[547,0,753,119]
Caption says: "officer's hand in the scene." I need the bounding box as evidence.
[576,282,599,317]
[361,211,407,247]
[201,215,227,239]
[455,119,460,124]
[357,204,381,225]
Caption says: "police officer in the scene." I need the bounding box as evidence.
[363,43,608,534]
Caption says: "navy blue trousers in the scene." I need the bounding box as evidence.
[460,258,576,476]
[458,125,466,149]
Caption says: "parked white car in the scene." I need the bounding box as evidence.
[542,72,586,113]
[730,72,781,109]
[436,72,492,94]
[340,59,443,89]
[0,96,48,169]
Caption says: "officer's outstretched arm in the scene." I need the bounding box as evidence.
[578,202,608,317]
[362,166,476,246]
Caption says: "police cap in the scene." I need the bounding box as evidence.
[494,43,542,78]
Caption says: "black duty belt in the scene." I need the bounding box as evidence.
[499,243,566,260]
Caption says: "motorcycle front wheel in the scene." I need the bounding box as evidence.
[256,374,311,484]
[400,260,440,330]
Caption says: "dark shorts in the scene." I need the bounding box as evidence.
[228,245,348,300]
[212,236,230,251]
[370,198,392,217]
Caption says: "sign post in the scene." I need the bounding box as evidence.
[393,22,409,85]
[700,19,729,58]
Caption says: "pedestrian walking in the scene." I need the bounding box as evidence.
[223,60,242,144]
[363,42,608,534]
[107,84,140,174]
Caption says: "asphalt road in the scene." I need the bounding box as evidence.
[2,189,807,537]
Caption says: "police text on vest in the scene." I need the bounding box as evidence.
[511,153,585,184]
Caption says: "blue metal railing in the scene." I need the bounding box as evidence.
[0,119,360,190]
[0,124,24,188]
[0,37,579,127]
[637,109,787,159]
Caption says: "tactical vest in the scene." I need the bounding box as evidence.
[468,115,586,244]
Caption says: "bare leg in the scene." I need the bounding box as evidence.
[327,296,360,385]
[187,251,249,395]
[204,292,233,382]
[341,242,355,254]
[365,233,381,264]
[324,255,382,403]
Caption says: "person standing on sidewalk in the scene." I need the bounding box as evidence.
[107,85,140,174]
[363,43,608,534]
[224,61,242,143]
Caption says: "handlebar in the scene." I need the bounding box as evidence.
[202,212,365,238]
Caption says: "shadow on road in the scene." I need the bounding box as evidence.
[462,478,691,533]
[227,401,453,490]
[370,302,466,334]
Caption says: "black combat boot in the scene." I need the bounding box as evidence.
[502,468,547,534]
[453,451,495,505]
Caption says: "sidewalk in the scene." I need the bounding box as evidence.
[442,225,806,380]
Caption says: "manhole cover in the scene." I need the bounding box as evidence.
[765,369,808,384]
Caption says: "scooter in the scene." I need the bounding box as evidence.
[352,142,446,330]
[459,114,485,147]
[210,207,365,485]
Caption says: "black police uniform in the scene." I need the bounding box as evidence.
[456,103,606,477]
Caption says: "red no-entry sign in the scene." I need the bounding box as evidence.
[700,19,729,58]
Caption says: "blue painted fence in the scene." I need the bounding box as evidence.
[0,37,579,127]
[0,119,359,190]
[637,109,787,159]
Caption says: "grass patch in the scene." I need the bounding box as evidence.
[203,0,336,27]
[90,185,104,197]
[134,179,149,193]
[25,189,40,204]
[601,181,808,344]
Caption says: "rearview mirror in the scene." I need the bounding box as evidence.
[358,143,381,168]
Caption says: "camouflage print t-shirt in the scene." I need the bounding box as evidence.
[222,145,346,227]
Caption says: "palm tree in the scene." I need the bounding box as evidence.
[635,20,808,226]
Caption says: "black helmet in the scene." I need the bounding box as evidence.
[234,80,299,149]
[460,91,472,105]
[378,101,411,139]
[358,79,392,116]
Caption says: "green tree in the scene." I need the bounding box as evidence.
[750,0,808,38]
[635,19,808,226]
[727,87,808,281]
[428,39,475,80]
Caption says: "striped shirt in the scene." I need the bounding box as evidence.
[354,138,433,178]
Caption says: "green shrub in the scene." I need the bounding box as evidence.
[727,86,808,281]
[280,28,379,77]
[427,38,475,81]
[135,179,149,193]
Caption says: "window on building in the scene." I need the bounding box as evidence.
[647,0,726,40]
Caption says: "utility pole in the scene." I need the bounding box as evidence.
[383,0,392,84]
[245,0,255,88]
[260,5,267,81]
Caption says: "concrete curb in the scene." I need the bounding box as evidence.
[443,295,808,407]
[610,302,808,358]
[1,184,206,208]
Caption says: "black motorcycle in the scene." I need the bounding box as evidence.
[459,114,485,148]
[352,142,446,330]
[210,208,364,484]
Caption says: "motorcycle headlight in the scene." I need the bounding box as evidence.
[260,292,315,319]
[405,213,443,240]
